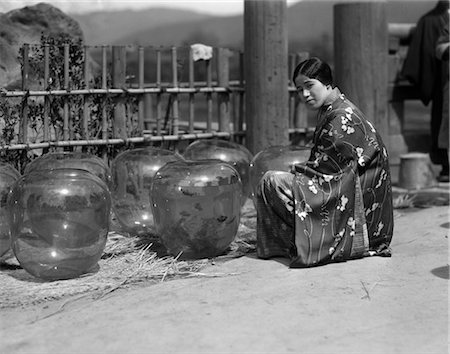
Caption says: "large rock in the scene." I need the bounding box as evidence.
[0,2,84,88]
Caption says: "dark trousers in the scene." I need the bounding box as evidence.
[430,89,449,174]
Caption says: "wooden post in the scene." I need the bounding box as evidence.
[244,0,289,154]
[43,44,50,143]
[206,58,213,132]
[63,43,70,142]
[112,46,127,139]
[137,46,145,135]
[188,46,195,134]
[171,46,179,135]
[156,49,162,136]
[388,97,408,165]
[294,51,310,129]
[20,44,29,144]
[238,51,245,144]
[101,45,108,141]
[288,53,296,130]
[217,47,231,133]
[100,45,108,161]
[83,45,90,140]
[144,94,153,131]
[334,1,389,145]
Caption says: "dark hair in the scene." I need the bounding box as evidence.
[292,57,333,86]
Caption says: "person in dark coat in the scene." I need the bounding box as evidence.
[436,22,449,165]
[401,0,450,181]
[256,57,393,268]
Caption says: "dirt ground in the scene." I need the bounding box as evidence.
[0,189,449,354]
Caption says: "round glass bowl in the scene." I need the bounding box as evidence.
[8,168,111,280]
[24,151,112,188]
[151,159,242,260]
[110,147,184,236]
[249,145,311,201]
[0,163,21,258]
[183,139,253,206]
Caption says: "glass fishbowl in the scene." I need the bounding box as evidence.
[110,147,184,236]
[24,151,112,188]
[183,139,253,206]
[249,145,311,202]
[0,163,21,258]
[8,168,111,280]
[151,159,242,260]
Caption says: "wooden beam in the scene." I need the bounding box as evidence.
[112,46,127,139]
[334,1,389,145]
[244,0,289,154]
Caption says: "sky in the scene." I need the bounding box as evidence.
[0,0,303,16]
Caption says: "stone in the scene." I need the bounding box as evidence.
[0,3,84,88]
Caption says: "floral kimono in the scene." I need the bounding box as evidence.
[256,88,394,267]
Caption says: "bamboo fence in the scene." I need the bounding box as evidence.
[0,43,314,156]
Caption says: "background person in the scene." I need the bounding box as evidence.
[436,21,449,180]
[401,0,450,181]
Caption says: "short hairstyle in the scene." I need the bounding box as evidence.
[292,57,333,86]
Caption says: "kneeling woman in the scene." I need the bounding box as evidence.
[256,57,394,267]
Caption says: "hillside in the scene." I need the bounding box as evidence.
[71,8,210,45]
[0,3,84,88]
[71,0,436,50]
[0,0,438,87]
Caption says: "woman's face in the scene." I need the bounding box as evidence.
[294,74,332,110]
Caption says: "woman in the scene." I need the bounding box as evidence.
[256,57,394,268]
